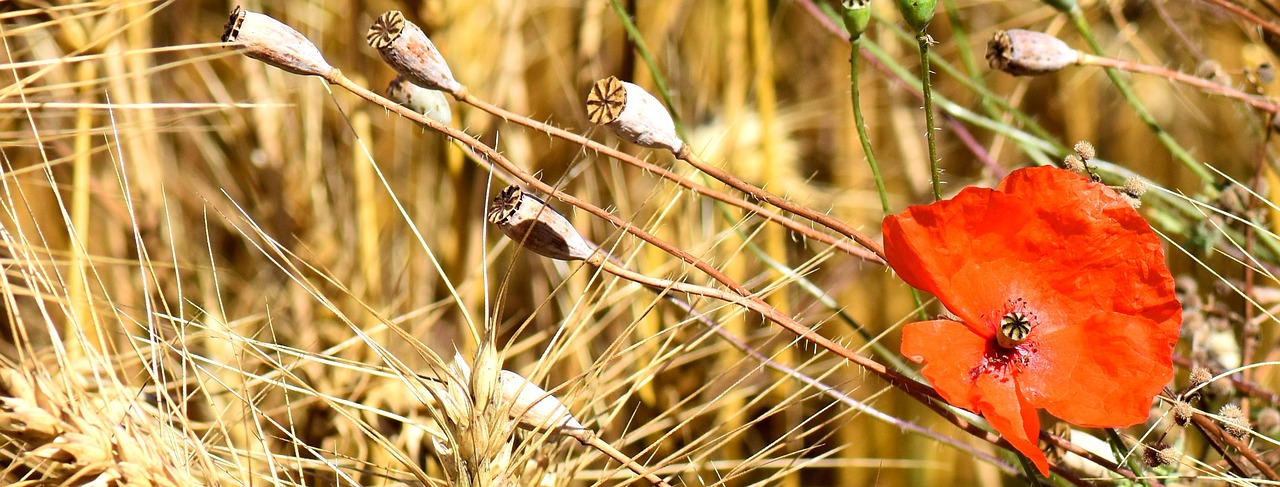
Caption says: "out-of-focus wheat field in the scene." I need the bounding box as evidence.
[3,0,1280,485]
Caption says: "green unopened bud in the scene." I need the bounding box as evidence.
[894,0,936,33]
[841,0,872,40]
[1041,0,1077,13]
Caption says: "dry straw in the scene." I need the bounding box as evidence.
[0,367,195,486]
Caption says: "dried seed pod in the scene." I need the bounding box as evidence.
[586,76,684,154]
[386,76,452,124]
[367,11,462,95]
[221,6,333,77]
[987,29,1080,76]
[498,370,585,433]
[487,186,596,261]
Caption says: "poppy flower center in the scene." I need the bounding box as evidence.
[997,311,1031,349]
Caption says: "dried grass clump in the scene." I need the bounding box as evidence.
[0,367,196,486]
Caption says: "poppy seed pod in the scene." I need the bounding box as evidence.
[987,29,1081,76]
[586,76,685,154]
[894,0,936,33]
[221,6,333,77]
[841,0,872,41]
[367,11,462,95]
[487,186,596,261]
[386,76,452,124]
[498,370,585,433]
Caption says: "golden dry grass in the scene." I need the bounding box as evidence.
[3,0,1280,485]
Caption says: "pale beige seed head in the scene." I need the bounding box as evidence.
[1073,141,1096,161]
[487,186,596,261]
[987,29,1080,76]
[586,76,684,154]
[367,11,462,95]
[1188,365,1212,391]
[470,342,500,414]
[1219,404,1251,439]
[387,76,452,124]
[221,6,333,77]
[497,370,585,433]
[1156,447,1180,467]
[1173,401,1194,426]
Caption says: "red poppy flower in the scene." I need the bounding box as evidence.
[882,166,1181,475]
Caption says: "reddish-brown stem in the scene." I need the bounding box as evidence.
[572,431,672,487]
[587,255,936,400]
[674,147,888,262]
[456,91,884,264]
[324,68,932,406]
[1077,53,1280,114]
[1173,354,1280,403]
[1198,0,1280,41]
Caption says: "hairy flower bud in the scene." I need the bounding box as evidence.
[221,6,333,77]
[386,76,452,124]
[487,186,596,261]
[586,76,684,154]
[367,11,462,95]
[987,29,1080,76]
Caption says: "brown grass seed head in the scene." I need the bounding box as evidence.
[487,186,596,261]
[367,11,463,95]
[987,29,1080,76]
[221,6,333,77]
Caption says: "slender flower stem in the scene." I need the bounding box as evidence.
[1104,429,1150,487]
[456,92,883,264]
[1075,54,1280,114]
[323,68,928,413]
[1199,0,1280,40]
[916,33,943,201]
[1067,9,1215,183]
[583,253,934,400]
[566,430,671,487]
[674,148,888,261]
[850,37,890,215]
[634,268,1012,472]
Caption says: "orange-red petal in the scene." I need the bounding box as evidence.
[973,372,1049,475]
[901,319,1050,475]
[900,319,989,412]
[1019,308,1175,427]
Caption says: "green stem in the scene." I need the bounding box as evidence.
[1067,8,1214,183]
[851,39,891,215]
[1104,428,1151,486]
[917,33,943,201]
[606,0,685,139]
